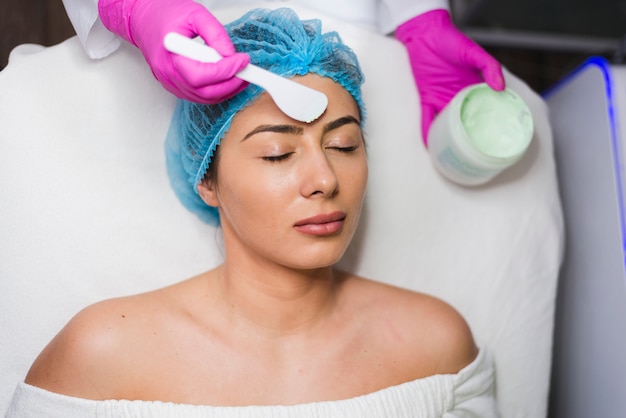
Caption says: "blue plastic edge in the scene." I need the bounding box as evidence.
[544,56,626,272]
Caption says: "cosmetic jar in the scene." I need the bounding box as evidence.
[428,83,534,186]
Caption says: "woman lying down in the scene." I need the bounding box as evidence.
[6,7,498,417]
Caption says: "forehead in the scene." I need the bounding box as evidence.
[228,74,360,135]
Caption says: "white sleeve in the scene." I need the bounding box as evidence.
[5,383,101,418]
[61,0,121,59]
[447,350,499,417]
[377,0,450,34]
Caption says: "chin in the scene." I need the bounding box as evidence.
[286,245,349,271]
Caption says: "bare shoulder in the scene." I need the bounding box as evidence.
[343,274,478,377]
[24,291,166,399]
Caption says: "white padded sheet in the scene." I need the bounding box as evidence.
[0,5,563,417]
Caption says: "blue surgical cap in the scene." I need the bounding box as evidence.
[165,7,366,225]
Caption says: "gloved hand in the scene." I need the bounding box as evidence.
[98,0,250,103]
[395,9,505,146]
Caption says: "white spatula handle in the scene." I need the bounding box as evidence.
[164,33,223,62]
[163,32,280,91]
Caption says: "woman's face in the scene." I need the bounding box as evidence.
[198,74,368,270]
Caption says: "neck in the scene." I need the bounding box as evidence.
[212,262,340,337]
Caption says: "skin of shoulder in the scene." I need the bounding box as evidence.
[342,274,478,379]
[24,273,478,402]
[24,292,166,400]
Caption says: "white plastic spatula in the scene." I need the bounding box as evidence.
[163,32,328,123]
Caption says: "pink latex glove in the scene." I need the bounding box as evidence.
[395,9,505,146]
[98,0,250,103]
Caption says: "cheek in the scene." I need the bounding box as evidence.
[342,157,368,199]
[358,162,369,192]
[217,163,294,224]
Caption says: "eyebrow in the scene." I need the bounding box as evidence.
[241,115,361,141]
[323,115,360,134]
[242,124,303,141]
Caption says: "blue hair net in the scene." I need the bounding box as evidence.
[165,7,365,225]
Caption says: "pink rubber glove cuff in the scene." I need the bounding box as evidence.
[396,9,505,146]
[98,0,138,45]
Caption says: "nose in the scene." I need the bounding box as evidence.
[300,149,339,198]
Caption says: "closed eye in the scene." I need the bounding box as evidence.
[329,145,360,153]
[262,152,294,162]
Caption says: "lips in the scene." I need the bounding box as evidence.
[294,211,346,236]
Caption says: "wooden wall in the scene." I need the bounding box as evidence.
[1,0,75,69]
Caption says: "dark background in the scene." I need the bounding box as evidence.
[2,0,625,93]
[451,0,626,92]
[1,1,75,68]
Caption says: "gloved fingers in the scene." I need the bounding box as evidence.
[190,9,238,57]
[171,52,250,87]
[481,59,506,91]
[459,39,505,91]
[162,75,247,104]
[420,103,436,146]
[165,60,249,104]
[191,78,250,104]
